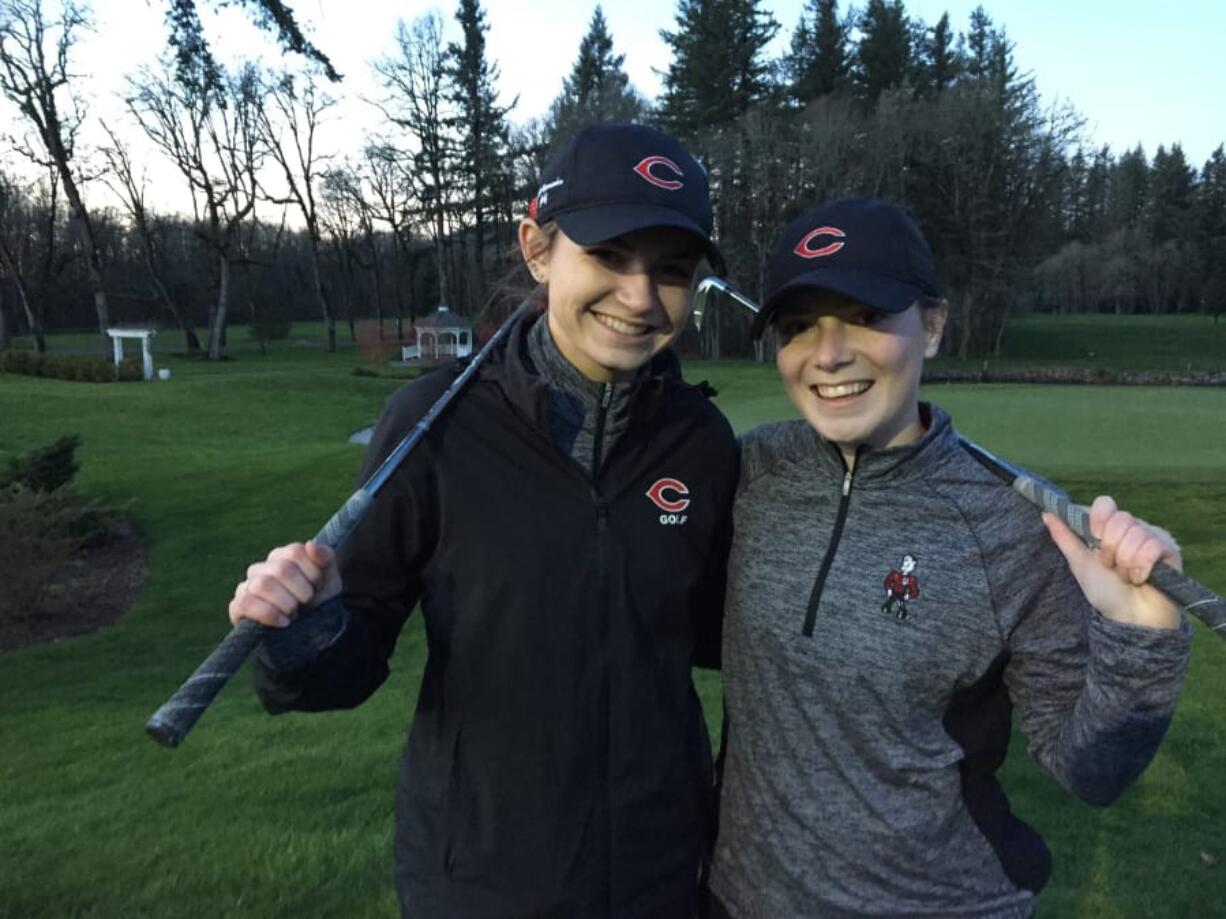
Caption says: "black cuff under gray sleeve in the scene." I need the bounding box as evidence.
[253,595,350,675]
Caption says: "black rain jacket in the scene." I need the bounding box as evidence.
[254,312,739,919]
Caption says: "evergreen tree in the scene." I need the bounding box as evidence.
[1109,145,1150,228]
[854,0,911,104]
[1064,148,1089,240]
[1148,143,1195,242]
[165,0,338,96]
[1084,145,1113,236]
[546,6,646,150]
[784,0,850,105]
[964,5,992,79]
[913,11,957,96]
[658,0,779,140]
[1194,145,1226,314]
[446,0,514,307]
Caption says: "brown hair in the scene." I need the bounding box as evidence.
[479,221,561,331]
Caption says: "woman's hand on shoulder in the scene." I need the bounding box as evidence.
[1043,496,1182,631]
[228,540,342,628]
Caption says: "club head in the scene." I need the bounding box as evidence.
[691,275,762,332]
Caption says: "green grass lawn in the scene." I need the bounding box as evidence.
[1,341,1223,918]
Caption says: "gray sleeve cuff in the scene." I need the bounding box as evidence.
[1087,611,1192,690]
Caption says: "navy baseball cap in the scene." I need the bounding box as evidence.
[754,197,941,337]
[530,123,724,271]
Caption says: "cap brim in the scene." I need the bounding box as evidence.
[753,268,931,338]
[554,205,725,274]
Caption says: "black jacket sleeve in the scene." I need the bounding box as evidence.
[252,372,449,713]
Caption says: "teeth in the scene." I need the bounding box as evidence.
[593,313,651,336]
[815,381,871,399]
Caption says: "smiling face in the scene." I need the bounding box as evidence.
[773,289,947,466]
[520,221,704,382]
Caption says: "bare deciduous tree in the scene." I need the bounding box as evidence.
[0,169,46,352]
[0,0,109,352]
[127,59,264,359]
[254,69,338,350]
[374,13,456,311]
[363,140,422,337]
[99,121,202,354]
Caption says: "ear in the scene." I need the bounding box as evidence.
[921,300,949,359]
[518,219,549,284]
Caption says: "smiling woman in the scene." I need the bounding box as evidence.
[520,225,707,381]
[771,291,946,462]
[707,197,1194,919]
[224,123,740,919]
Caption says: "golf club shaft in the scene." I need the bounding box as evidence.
[146,304,528,748]
[960,438,1226,637]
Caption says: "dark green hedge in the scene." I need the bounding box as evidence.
[0,350,143,382]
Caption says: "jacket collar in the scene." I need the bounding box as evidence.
[804,402,958,487]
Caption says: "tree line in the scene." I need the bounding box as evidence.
[0,0,1222,360]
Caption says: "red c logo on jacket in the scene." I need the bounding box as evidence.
[634,156,685,191]
[794,226,846,259]
[645,478,691,512]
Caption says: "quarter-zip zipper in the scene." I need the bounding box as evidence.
[801,448,860,637]
[590,382,614,481]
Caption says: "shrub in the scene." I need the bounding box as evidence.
[116,358,142,381]
[249,302,292,354]
[355,321,399,366]
[0,351,142,383]
[0,485,83,625]
[1,435,82,493]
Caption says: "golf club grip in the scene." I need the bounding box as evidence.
[1015,476,1226,637]
[146,491,377,748]
[145,619,263,747]
[315,489,374,548]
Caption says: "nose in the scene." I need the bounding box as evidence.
[615,262,659,315]
[809,318,852,371]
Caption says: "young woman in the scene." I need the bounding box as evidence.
[228,123,739,919]
[708,197,1191,919]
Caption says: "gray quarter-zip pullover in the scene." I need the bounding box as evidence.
[711,405,1190,919]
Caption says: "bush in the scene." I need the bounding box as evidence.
[0,351,141,382]
[355,321,399,366]
[1,435,82,493]
[249,302,292,354]
[0,485,83,625]
[116,358,142,381]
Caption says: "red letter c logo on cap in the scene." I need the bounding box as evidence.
[794,226,846,259]
[646,478,691,512]
[634,156,685,191]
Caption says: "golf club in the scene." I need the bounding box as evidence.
[146,301,532,748]
[692,275,760,333]
[696,275,1226,638]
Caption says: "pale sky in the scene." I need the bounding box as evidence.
[4,0,1224,217]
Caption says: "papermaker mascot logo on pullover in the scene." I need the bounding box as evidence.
[883,554,920,621]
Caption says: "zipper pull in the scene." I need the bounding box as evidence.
[600,383,613,409]
[842,470,852,496]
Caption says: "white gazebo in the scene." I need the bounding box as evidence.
[106,327,156,381]
[401,306,474,362]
